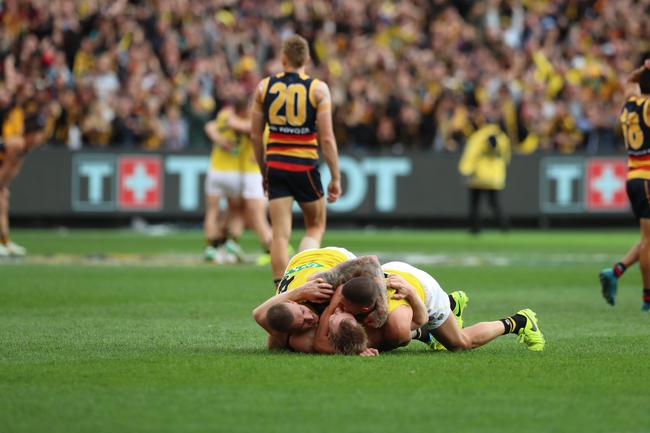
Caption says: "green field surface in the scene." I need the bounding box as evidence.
[1,228,648,433]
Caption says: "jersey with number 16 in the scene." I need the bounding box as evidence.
[621,96,650,180]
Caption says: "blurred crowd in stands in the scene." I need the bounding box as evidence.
[1,0,648,154]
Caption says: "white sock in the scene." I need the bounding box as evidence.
[298,236,320,252]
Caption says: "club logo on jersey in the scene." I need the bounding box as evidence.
[284,262,324,276]
[118,156,163,210]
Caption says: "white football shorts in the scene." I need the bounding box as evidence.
[204,170,265,199]
[381,261,451,329]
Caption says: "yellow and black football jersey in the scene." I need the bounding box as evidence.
[262,72,320,172]
[621,96,650,180]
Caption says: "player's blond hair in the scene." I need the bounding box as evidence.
[329,319,368,355]
[282,35,309,68]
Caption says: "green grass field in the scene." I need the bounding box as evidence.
[1,228,648,433]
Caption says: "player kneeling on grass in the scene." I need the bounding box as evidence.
[328,262,545,353]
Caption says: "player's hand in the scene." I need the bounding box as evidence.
[359,347,379,357]
[295,278,333,303]
[387,274,414,300]
[217,139,233,151]
[327,178,341,203]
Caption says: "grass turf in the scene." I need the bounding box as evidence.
[1,229,648,433]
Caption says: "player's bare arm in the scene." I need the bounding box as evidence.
[386,274,428,330]
[250,78,269,177]
[313,80,341,203]
[313,255,388,328]
[314,255,383,288]
[204,109,233,151]
[252,278,333,348]
[312,285,343,354]
[227,113,251,134]
[623,59,650,99]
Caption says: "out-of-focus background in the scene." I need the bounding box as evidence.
[2,0,646,227]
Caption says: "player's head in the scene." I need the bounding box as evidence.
[640,64,650,95]
[233,96,248,114]
[282,34,310,69]
[340,276,379,316]
[328,311,368,355]
[267,301,318,333]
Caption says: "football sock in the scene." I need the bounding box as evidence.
[448,294,456,311]
[613,262,627,277]
[411,328,431,343]
[500,313,527,335]
[643,288,650,304]
[210,237,226,248]
[298,236,319,252]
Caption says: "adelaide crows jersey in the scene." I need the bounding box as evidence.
[262,72,320,172]
[621,96,650,180]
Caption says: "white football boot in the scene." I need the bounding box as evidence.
[6,241,26,257]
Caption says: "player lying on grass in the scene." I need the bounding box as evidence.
[252,247,387,353]
[326,261,546,354]
[312,274,429,354]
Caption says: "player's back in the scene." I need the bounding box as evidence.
[278,247,355,294]
[262,72,320,172]
[209,108,247,172]
[381,263,427,313]
[621,95,650,179]
[238,129,260,174]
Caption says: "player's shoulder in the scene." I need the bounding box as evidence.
[623,91,649,106]
[309,79,330,107]
[311,77,329,90]
[216,106,233,120]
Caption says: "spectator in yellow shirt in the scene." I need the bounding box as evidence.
[458,110,511,234]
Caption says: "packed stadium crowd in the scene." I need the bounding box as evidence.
[1,0,648,153]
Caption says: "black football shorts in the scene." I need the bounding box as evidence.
[267,167,324,202]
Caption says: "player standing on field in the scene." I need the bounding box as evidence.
[203,97,272,264]
[251,35,341,288]
[601,59,650,311]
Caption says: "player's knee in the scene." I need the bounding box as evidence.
[304,218,325,238]
[383,322,412,348]
[304,214,325,230]
[0,188,8,205]
[272,234,291,247]
[448,333,472,351]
